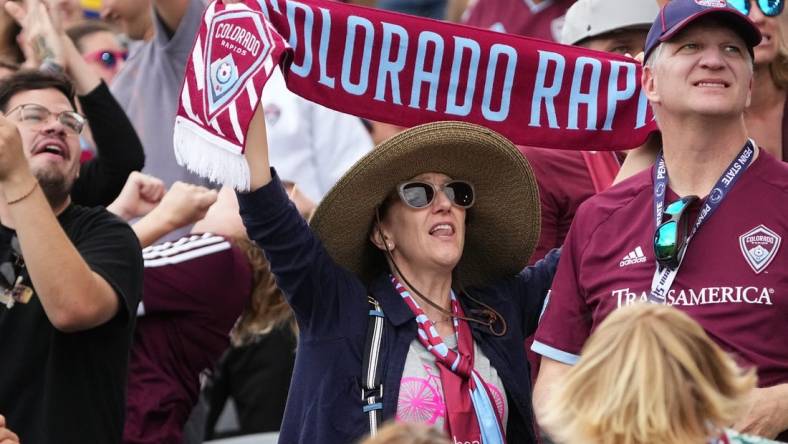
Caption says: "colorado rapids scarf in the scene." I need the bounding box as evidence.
[175,0,657,190]
[393,275,505,443]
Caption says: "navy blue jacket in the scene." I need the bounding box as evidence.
[238,172,559,444]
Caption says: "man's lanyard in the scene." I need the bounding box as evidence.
[649,140,755,303]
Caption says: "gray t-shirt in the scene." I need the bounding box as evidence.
[111,0,211,189]
[396,335,508,431]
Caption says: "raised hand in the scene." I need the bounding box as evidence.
[107,172,167,221]
[5,0,101,94]
[128,181,219,248]
[4,0,65,67]
[148,182,219,232]
[0,112,33,188]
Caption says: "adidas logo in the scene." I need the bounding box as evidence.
[619,246,647,267]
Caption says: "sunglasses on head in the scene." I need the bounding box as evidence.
[728,0,784,17]
[653,195,699,269]
[396,180,475,209]
[84,50,128,69]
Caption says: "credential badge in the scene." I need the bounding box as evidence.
[739,225,781,274]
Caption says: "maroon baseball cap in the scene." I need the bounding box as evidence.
[644,0,762,62]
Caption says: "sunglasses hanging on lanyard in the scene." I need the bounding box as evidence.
[649,141,756,303]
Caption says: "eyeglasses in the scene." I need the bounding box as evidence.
[0,235,32,309]
[6,103,86,135]
[729,0,784,17]
[83,49,128,69]
[653,195,699,269]
[397,180,475,209]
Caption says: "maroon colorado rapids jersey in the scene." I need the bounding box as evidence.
[462,0,573,41]
[125,233,252,444]
[533,151,788,389]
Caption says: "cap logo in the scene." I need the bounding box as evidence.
[739,225,781,274]
[694,0,727,7]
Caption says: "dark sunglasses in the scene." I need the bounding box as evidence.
[0,235,32,308]
[84,49,128,69]
[653,196,699,269]
[397,180,475,209]
[729,0,784,17]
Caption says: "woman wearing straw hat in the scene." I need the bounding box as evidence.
[237,108,558,444]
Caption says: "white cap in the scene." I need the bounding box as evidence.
[560,0,661,46]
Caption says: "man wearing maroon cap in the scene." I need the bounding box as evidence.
[532,0,788,440]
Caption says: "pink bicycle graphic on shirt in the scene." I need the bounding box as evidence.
[396,364,506,425]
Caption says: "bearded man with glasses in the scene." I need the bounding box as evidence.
[531,0,788,441]
[0,70,143,444]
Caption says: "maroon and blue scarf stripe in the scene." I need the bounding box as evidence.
[392,275,506,443]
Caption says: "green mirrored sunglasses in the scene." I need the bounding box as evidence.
[654,195,699,269]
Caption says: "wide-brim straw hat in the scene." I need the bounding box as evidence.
[310,121,541,289]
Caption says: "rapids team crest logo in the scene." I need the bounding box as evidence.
[739,225,781,274]
[210,54,240,102]
[204,9,273,119]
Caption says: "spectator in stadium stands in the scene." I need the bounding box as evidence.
[541,304,781,444]
[67,20,128,85]
[656,0,788,162]
[203,181,313,439]
[619,0,788,185]
[236,97,559,442]
[733,0,788,161]
[106,0,370,218]
[203,248,297,439]
[0,70,143,444]
[104,0,212,194]
[533,1,788,440]
[6,0,145,206]
[107,173,313,444]
[202,252,295,439]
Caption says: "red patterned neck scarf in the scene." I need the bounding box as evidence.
[391,275,506,443]
[175,0,657,190]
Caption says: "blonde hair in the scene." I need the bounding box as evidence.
[229,237,297,347]
[541,304,756,444]
[770,17,788,88]
[359,422,450,444]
